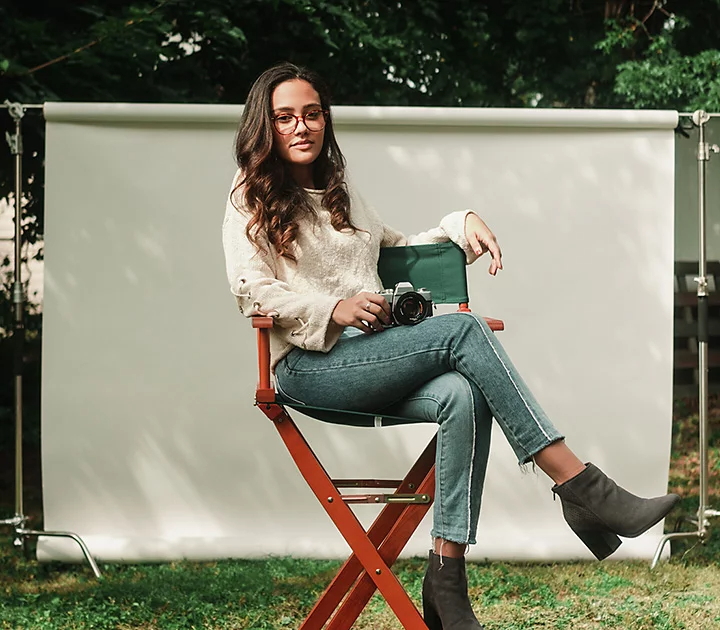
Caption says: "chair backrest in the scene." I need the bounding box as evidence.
[378,242,469,305]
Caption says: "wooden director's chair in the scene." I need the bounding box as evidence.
[251,242,504,629]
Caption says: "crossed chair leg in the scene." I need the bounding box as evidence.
[259,402,436,630]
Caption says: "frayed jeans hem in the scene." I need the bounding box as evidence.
[518,434,566,466]
[430,529,475,546]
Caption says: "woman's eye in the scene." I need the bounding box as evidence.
[305,111,322,121]
[276,115,294,124]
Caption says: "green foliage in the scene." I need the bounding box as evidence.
[1,0,719,268]
[615,43,720,111]
[597,13,720,111]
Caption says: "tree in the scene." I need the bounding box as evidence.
[596,1,720,110]
[1,0,719,295]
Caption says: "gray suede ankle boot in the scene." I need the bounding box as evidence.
[552,463,680,560]
[422,551,485,630]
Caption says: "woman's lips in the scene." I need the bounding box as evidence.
[292,140,313,148]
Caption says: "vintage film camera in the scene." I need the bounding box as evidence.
[377,282,433,327]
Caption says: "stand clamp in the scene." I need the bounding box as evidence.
[4,100,24,157]
[693,109,720,162]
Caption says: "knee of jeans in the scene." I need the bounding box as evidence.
[458,310,489,329]
[430,372,474,425]
[444,310,489,336]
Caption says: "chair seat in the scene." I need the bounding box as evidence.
[275,391,428,428]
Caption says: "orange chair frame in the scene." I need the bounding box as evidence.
[252,310,504,629]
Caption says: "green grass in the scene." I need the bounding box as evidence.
[1,398,719,629]
[2,551,720,629]
[0,554,343,629]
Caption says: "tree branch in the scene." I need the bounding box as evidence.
[640,0,660,24]
[23,0,173,76]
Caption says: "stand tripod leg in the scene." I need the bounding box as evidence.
[651,531,701,569]
[18,529,102,578]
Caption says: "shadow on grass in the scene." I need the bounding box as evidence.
[0,549,343,630]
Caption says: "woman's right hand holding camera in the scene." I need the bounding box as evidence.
[332,292,392,333]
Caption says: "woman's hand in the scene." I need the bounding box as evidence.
[332,292,392,334]
[465,212,503,275]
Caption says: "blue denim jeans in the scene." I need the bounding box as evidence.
[275,312,564,545]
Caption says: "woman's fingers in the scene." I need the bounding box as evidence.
[469,231,503,275]
[465,213,503,275]
[362,293,390,325]
[331,292,393,333]
[485,239,503,275]
[357,319,375,334]
[359,310,383,332]
[355,292,390,332]
[467,232,486,257]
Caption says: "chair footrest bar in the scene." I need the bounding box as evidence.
[341,493,431,504]
[333,479,402,489]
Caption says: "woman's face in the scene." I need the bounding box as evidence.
[271,79,326,177]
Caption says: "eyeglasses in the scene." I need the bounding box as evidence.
[272,109,327,135]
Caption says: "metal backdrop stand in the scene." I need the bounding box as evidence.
[0,101,101,578]
[651,110,720,569]
[0,102,713,573]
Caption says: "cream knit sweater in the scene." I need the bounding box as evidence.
[222,170,479,370]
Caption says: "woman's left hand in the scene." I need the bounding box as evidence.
[464,212,503,276]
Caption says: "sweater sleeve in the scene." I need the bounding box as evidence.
[222,175,343,353]
[380,209,480,265]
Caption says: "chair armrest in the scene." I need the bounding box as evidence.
[457,304,504,332]
[251,316,276,403]
[483,317,504,332]
[252,316,275,329]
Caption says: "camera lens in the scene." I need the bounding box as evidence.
[394,293,429,326]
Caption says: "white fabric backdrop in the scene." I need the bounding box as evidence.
[39,104,677,562]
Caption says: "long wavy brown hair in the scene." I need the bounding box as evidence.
[232,62,355,261]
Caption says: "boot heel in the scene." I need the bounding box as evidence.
[575,529,622,560]
[422,594,443,630]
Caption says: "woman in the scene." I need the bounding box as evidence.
[222,62,679,630]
